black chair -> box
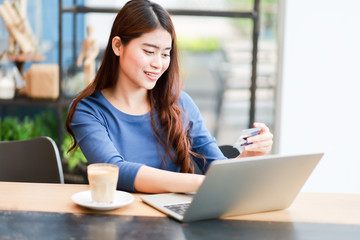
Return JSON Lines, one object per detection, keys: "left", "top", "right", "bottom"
{"left": 219, "top": 145, "right": 240, "bottom": 158}
{"left": 192, "top": 145, "right": 240, "bottom": 174}
{"left": 0, "top": 136, "right": 64, "bottom": 183}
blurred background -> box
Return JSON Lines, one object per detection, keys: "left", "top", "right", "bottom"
{"left": 0, "top": 0, "right": 359, "bottom": 194}
{"left": 0, "top": 0, "right": 279, "bottom": 183}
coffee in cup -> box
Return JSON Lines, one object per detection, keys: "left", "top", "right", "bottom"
{"left": 87, "top": 163, "right": 119, "bottom": 204}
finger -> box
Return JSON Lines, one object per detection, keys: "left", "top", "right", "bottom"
{"left": 253, "top": 122, "right": 269, "bottom": 133}
{"left": 244, "top": 139, "right": 273, "bottom": 152}
{"left": 247, "top": 131, "right": 273, "bottom": 143}
{"left": 245, "top": 141, "right": 273, "bottom": 151}
{"left": 244, "top": 145, "right": 272, "bottom": 155}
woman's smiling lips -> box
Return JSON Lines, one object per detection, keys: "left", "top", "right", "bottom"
{"left": 145, "top": 71, "right": 161, "bottom": 81}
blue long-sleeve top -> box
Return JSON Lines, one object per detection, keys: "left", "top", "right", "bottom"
{"left": 70, "top": 91, "right": 226, "bottom": 192}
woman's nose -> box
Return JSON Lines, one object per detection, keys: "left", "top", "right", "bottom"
{"left": 150, "top": 54, "right": 162, "bottom": 69}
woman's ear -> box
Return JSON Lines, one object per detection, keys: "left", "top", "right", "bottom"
{"left": 112, "top": 36, "right": 122, "bottom": 56}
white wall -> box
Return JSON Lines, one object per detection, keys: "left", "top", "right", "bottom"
{"left": 279, "top": 0, "right": 360, "bottom": 193}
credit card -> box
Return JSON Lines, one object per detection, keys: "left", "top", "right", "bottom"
{"left": 239, "top": 127, "right": 261, "bottom": 139}
{"left": 233, "top": 127, "right": 262, "bottom": 149}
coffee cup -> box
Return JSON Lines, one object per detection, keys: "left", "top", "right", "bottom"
{"left": 87, "top": 163, "right": 119, "bottom": 204}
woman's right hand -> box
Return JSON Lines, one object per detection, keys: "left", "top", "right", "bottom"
{"left": 134, "top": 165, "right": 205, "bottom": 193}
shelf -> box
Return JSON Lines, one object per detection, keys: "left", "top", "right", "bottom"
{"left": 61, "top": 6, "right": 257, "bottom": 19}
{"left": 0, "top": 96, "right": 71, "bottom": 108}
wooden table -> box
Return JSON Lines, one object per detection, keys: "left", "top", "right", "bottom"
{"left": 1, "top": 182, "right": 360, "bottom": 239}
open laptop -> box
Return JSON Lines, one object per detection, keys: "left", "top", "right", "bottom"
{"left": 141, "top": 152, "right": 323, "bottom": 222}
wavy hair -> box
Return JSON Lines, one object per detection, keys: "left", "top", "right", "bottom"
{"left": 65, "top": 0, "right": 202, "bottom": 173}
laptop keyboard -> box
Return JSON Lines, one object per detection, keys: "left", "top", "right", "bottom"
{"left": 164, "top": 202, "right": 191, "bottom": 216}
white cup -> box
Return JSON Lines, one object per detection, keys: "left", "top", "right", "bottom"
{"left": 87, "top": 163, "right": 119, "bottom": 204}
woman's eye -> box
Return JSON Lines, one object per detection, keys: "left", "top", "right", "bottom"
{"left": 163, "top": 53, "right": 170, "bottom": 58}
{"left": 143, "top": 50, "right": 154, "bottom": 55}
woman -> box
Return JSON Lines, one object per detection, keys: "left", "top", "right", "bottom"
{"left": 65, "top": 0, "right": 273, "bottom": 193}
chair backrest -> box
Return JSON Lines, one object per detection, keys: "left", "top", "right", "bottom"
{"left": 219, "top": 145, "right": 240, "bottom": 158}
{"left": 0, "top": 136, "right": 64, "bottom": 184}
{"left": 192, "top": 145, "right": 240, "bottom": 174}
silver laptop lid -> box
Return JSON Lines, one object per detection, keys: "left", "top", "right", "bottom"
{"left": 141, "top": 153, "right": 323, "bottom": 222}
{"left": 182, "top": 152, "right": 323, "bottom": 222}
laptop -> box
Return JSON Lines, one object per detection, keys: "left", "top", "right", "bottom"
{"left": 141, "top": 152, "right": 323, "bottom": 222}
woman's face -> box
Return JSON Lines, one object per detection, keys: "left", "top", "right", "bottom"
{"left": 117, "top": 27, "right": 172, "bottom": 91}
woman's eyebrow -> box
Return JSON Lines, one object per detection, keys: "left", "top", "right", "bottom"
{"left": 142, "top": 43, "right": 172, "bottom": 50}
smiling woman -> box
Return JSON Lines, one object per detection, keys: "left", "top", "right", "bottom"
{"left": 65, "top": 0, "right": 273, "bottom": 194}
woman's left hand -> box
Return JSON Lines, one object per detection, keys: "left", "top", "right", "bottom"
{"left": 239, "top": 122, "right": 273, "bottom": 158}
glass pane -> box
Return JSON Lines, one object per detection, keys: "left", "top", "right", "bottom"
{"left": 174, "top": 15, "right": 253, "bottom": 144}
{"left": 255, "top": 0, "right": 279, "bottom": 135}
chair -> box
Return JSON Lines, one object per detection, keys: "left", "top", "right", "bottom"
{"left": 192, "top": 145, "right": 240, "bottom": 174}
{"left": 0, "top": 136, "right": 64, "bottom": 184}
{"left": 219, "top": 145, "right": 240, "bottom": 159}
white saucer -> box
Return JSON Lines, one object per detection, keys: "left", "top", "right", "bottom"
{"left": 71, "top": 190, "right": 134, "bottom": 211}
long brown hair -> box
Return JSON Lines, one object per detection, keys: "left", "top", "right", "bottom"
{"left": 65, "top": 0, "right": 201, "bottom": 173}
